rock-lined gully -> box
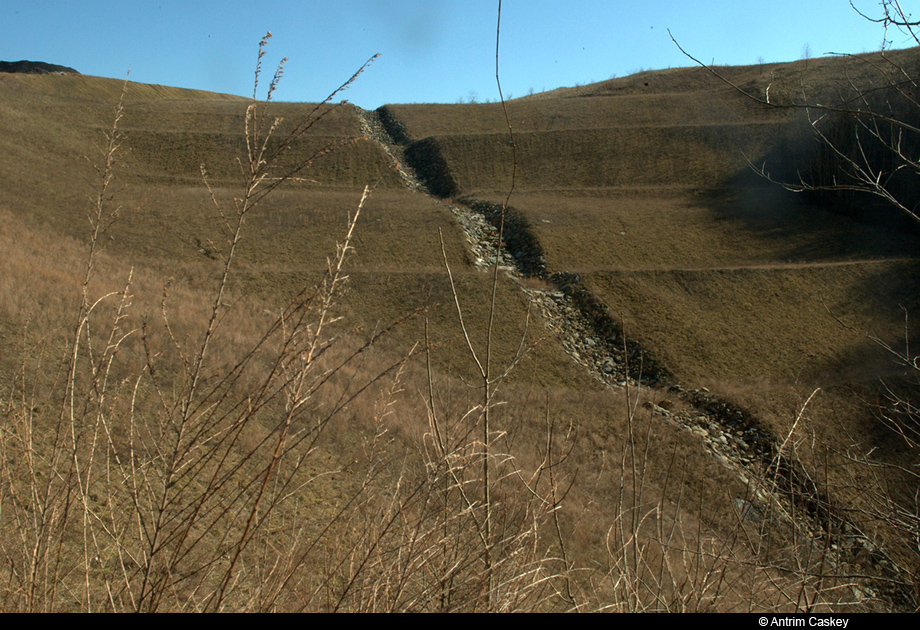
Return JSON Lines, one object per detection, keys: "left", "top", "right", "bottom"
{"left": 354, "top": 105, "right": 914, "bottom": 610}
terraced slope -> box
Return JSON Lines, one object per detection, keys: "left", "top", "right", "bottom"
{"left": 383, "top": 53, "right": 920, "bottom": 402}
{"left": 0, "top": 73, "right": 586, "bottom": 388}
{"left": 3, "top": 53, "right": 920, "bottom": 610}
{"left": 365, "top": 52, "right": 920, "bottom": 609}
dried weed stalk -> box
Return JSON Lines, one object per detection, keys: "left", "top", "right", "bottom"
{"left": 0, "top": 34, "right": 398, "bottom": 612}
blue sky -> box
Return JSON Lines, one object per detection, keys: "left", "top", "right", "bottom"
{"left": 1, "top": 1, "right": 914, "bottom": 108}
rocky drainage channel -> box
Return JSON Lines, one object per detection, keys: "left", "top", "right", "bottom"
{"left": 355, "top": 105, "right": 915, "bottom": 610}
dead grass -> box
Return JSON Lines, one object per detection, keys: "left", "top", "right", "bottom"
{"left": 477, "top": 187, "right": 920, "bottom": 273}
{"left": 2, "top": 40, "right": 920, "bottom": 611}
{"left": 582, "top": 262, "right": 920, "bottom": 388}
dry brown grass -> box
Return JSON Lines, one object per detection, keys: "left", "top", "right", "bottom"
{"left": 0, "top": 36, "right": 599, "bottom": 613}
{"left": 478, "top": 187, "right": 920, "bottom": 272}
{"left": 2, "top": 31, "right": 919, "bottom": 612}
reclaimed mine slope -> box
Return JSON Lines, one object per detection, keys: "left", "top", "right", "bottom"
{"left": 363, "top": 53, "right": 920, "bottom": 609}
{"left": 3, "top": 54, "right": 919, "bottom": 610}
{"left": 0, "top": 72, "right": 585, "bottom": 382}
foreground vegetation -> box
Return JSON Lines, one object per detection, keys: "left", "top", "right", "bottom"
{"left": 1, "top": 26, "right": 919, "bottom": 611}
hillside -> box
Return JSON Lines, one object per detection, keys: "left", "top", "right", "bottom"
{"left": 1, "top": 50, "right": 919, "bottom": 612}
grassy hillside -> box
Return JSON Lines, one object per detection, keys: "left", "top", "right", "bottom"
{"left": 2, "top": 48, "right": 919, "bottom": 611}
{"left": 374, "top": 49, "right": 920, "bottom": 611}
{"left": 379, "top": 48, "right": 920, "bottom": 404}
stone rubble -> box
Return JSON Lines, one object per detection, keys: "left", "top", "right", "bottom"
{"left": 356, "top": 105, "right": 510, "bottom": 268}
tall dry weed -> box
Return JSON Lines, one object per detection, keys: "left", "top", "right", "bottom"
{"left": 0, "top": 35, "right": 400, "bottom": 612}
{"left": 0, "top": 27, "right": 578, "bottom": 613}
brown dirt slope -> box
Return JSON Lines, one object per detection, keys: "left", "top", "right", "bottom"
{"left": 378, "top": 48, "right": 920, "bottom": 520}
{"left": 3, "top": 50, "right": 920, "bottom": 610}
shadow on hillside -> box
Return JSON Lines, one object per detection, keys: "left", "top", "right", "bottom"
{"left": 696, "top": 161, "right": 920, "bottom": 390}
{"left": 708, "top": 160, "right": 920, "bottom": 463}
{"left": 697, "top": 104, "right": 920, "bottom": 263}
{"left": 697, "top": 171, "right": 920, "bottom": 265}
{"left": 696, "top": 133, "right": 920, "bottom": 465}
{"left": 810, "top": 352, "right": 920, "bottom": 507}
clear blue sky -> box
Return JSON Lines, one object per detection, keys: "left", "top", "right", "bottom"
{"left": 1, "top": 1, "right": 914, "bottom": 108}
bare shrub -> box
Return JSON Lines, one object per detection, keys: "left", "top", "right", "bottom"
{"left": 666, "top": 2, "right": 920, "bottom": 611}
{"left": 0, "top": 34, "right": 399, "bottom": 612}
{"left": 0, "top": 23, "right": 581, "bottom": 613}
